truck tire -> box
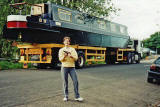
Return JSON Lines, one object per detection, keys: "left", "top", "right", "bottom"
{"left": 105, "top": 55, "right": 115, "bottom": 64}
{"left": 127, "top": 57, "right": 132, "bottom": 64}
{"left": 135, "top": 54, "right": 140, "bottom": 64}
{"left": 127, "top": 53, "right": 132, "bottom": 64}
{"left": 131, "top": 53, "right": 135, "bottom": 64}
{"left": 136, "top": 59, "right": 140, "bottom": 64}
{"left": 76, "top": 53, "right": 85, "bottom": 69}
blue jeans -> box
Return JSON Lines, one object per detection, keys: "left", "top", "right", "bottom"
{"left": 61, "top": 67, "right": 80, "bottom": 98}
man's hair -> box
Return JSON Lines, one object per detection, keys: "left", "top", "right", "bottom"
{"left": 63, "top": 36, "right": 71, "bottom": 42}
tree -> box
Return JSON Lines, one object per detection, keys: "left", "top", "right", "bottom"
{"left": 54, "top": 0, "right": 119, "bottom": 18}
{"left": 143, "top": 32, "right": 160, "bottom": 53}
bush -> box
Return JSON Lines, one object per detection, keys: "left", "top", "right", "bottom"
{"left": 0, "top": 61, "right": 10, "bottom": 69}
{"left": 86, "top": 61, "right": 106, "bottom": 65}
{"left": 142, "top": 53, "right": 148, "bottom": 59}
{"left": 0, "top": 61, "right": 23, "bottom": 70}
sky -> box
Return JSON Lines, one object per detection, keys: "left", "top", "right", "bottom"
{"left": 110, "top": 0, "right": 160, "bottom": 40}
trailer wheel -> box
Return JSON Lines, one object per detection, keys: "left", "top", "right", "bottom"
{"left": 128, "top": 57, "right": 132, "bottom": 64}
{"left": 105, "top": 55, "right": 115, "bottom": 64}
{"left": 127, "top": 53, "right": 132, "bottom": 64}
{"left": 135, "top": 54, "right": 140, "bottom": 64}
{"left": 131, "top": 53, "right": 135, "bottom": 64}
{"left": 136, "top": 60, "right": 140, "bottom": 64}
{"left": 76, "top": 53, "right": 85, "bottom": 69}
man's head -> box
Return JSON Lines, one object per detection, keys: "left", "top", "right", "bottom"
{"left": 63, "top": 36, "right": 71, "bottom": 46}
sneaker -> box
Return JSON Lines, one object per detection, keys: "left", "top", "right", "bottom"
{"left": 63, "top": 97, "right": 68, "bottom": 101}
{"left": 75, "top": 97, "right": 83, "bottom": 102}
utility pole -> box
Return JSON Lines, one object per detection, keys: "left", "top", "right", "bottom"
{"left": 157, "top": 31, "right": 159, "bottom": 54}
{"left": 156, "top": 23, "right": 160, "bottom": 55}
{"left": 156, "top": 10, "right": 160, "bottom": 55}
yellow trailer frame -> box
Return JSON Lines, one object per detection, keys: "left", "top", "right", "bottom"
{"left": 17, "top": 43, "right": 106, "bottom": 68}
{"left": 17, "top": 43, "right": 137, "bottom": 68}
{"left": 117, "top": 48, "right": 135, "bottom": 61}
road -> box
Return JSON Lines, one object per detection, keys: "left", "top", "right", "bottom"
{"left": 0, "top": 63, "right": 160, "bottom": 107}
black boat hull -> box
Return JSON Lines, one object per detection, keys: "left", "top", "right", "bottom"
{"left": 3, "top": 25, "right": 129, "bottom": 48}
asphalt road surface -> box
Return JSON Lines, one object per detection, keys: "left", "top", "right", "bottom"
{"left": 0, "top": 63, "right": 160, "bottom": 107}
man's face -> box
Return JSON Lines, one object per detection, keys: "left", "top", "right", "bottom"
{"left": 64, "top": 39, "right": 70, "bottom": 46}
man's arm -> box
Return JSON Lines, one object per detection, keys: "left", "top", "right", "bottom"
{"left": 58, "top": 49, "right": 67, "bottom": 62}
{"left": 68, "top": 48, "right": 78, "bottom": 61}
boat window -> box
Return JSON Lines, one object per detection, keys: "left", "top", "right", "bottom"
{"left": 128, "top": 40, "right": 133, "bottom": 45}
{"left": 58, "top": 8, "right": 71, "bottom": 22}
{"left": 111, "top": 23, "right": 116, "bottom": 32}
{"left": 120, "top": 26, "right": 126, "bottom": 34}
{"left": 31, "top": 4, "right": 45, "bottom": 15}
{"left": 97, "top": 20, "right": 106, "bottom": 30}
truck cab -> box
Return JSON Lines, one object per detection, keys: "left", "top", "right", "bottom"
{"left": 127, "top": 39, "right": 143, "bottom": 59}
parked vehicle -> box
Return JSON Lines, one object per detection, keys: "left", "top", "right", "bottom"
{"left": 2, "top": 2, "right": 142, "bottom": 68}
{"left": 147, "top": 57, "right": 160, "bottom": 83}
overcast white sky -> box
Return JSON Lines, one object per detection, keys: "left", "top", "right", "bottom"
{"left": 110, "top": 0, "right": 160, "bottom": 40}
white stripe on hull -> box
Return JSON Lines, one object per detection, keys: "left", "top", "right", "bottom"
{"left": 7, "top": 15, "right": 27, "bottom": 22}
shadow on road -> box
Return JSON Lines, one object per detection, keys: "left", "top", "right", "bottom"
{"left": 36, "top": 63, "right": 143, "bottom": 71}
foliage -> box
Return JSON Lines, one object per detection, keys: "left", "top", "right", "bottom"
{"left": 0, "top": 61, "right": 23, "bottom": 70}
{"left": 53, "top": 0, "right": 119, "bottom": 18}
{"left": 0, "top": 39, "right": 18, "bottom": 58}
{"left": 143, "top": 32, "right": 160, "bottom": 49}
{"left": 142, "top": 53, "right": 148, "bottom": 59}
{"left": 0, "top": 61, "right": 34, "bottom": 70}
{"left": 86, "top": 61, "right": 106, "bottom": 65}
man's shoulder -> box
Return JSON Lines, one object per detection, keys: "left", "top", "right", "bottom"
{"left": 59, "top": 47, "right": 65, "bottom": 51}
{"left": 70, "top": 47, "right": 75, "bottom": 49}
{"left": 59, "top": 47, "right": 75, "bottom": 51}
{"left": 70, "top": 47, "right": 76, "bottom": 51}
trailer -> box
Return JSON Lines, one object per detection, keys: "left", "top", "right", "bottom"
{"left": 2, "top": 2, "right": 141, "bottom": 68}
{"left": 17, "top": 42, "right": 140, "bottom": 69}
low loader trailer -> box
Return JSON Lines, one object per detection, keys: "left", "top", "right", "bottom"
{"left": 17, "top": 43, "right": 139, "bottom": 69}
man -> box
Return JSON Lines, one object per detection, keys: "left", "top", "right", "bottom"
{"left": 58, "top": 36, "right": 83, "bottom": 102}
